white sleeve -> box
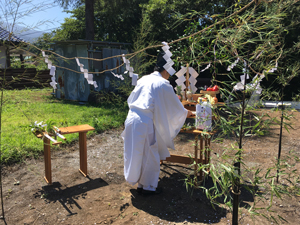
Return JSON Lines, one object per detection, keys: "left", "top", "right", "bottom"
{"left": 153, "top": 82, "right": 188, "bottom": 150}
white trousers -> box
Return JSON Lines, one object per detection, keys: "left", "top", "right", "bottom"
{"left": 122, "top": 110, "right": 160, "bottom": 190}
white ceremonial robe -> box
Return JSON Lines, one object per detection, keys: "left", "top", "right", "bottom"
{"left": 122, "top": 71, "right": 188, "bottom": 189}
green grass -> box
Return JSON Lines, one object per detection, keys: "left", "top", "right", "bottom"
{"left": 1, "top": 88, "right": 128, "bottom": 164}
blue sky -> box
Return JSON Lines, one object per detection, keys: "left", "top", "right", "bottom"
{"left": 20, "top": 1, "right": 70, "bottom": 31}
{"left": 1, "top": 0, "right": 70, "bottom": 32}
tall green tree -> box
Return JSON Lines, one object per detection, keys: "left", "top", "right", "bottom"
{"left": 51, "top": 6, "right": 86, "bottom": 40}
{"left": 55, "top": 0, "right": 95, "bottom": 40}
{"left": 139, "top": 0, "right": 241, "bottom": 43}
{"left": 93, "top": 0, "right": 148, "bottom": 43}
{"left": 52, "top": 0, "right": 148, "bottom": 43}
{"left": 85, "top": 0, "right": 94, "bottom": 40}
{"left": 51, "top": 0, "right": 245, "bottom": 43}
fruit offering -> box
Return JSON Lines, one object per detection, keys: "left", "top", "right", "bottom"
{"left": 197, "top": 97, "right": 207, "bottom": 103}
{"left": 205, "top": 85, "right": 219, "bottom": 92}
{"left": 212, "top": 96, "right": 218, "bottom": 103}
{"left": 212, "top": 85, "right": 219, "bottom": 91}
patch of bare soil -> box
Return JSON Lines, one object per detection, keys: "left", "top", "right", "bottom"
{"left": 1, "top": 109, "right": 300, "bottom": 225}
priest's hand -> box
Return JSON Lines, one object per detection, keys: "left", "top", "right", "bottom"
{"left": 187, "top": 110, "right": 194, "bottom": 118}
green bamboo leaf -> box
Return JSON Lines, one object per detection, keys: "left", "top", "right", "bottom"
{"left": 278, "top": 215, "right": 288, "bottom": 223}
{"left": 283, "top": 124, "right": 290, "bottom": 133}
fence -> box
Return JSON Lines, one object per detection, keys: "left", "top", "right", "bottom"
{"left": 0, "top": 68, "right": 51, "bottom": 89}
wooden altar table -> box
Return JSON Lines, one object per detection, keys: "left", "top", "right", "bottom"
{"left": 43, "top": 124, "right": 95, "bottom": 184}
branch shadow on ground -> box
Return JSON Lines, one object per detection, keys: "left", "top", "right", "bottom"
{"left": 131, "top": 164, "right": 257, "bottom": 224}
{"left": 33, "top": 177, "right": 108, "bottom": 216}
{"left": 131, "top": 164, "right": 226, "bottom": 224}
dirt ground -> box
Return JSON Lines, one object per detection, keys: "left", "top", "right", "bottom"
{"left": 1, "top": 109, "right": 300, "bottom": 225}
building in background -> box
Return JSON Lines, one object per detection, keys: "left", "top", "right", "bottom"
{"left": 51, "top": 40, "right": 131, "bottom": 101}
{"left": 0, "top": 26, "right": 28, "bottom": 68}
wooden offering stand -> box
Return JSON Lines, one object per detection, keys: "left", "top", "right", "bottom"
{"left": 34, "top": 131, "right": 62, "bottom": 184}
{"left": 182, "top": 100, "right": 197, "bottom": 118}
{"left": 161, "top": 100, "right": 214, "bottom": 184}
{"left": 168, "top": 66, "right": 223, "bottom": 183}
{"left": 200, "top": 90, "right": 220, "bottom": 98}
{"left": 161, "top": 128, "right": 214, "bottom": 183}
{"left": 58, "top": 124, "right": 95, "bottom": 179}
{"left": 162, "top": 95, "right": 225, "bottom": 184}
{"left": 34, "top": 124, "right": 95, "bottom": 184}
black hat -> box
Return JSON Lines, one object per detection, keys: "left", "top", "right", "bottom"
{"left": 155, "top": 51, "right": 167, "bottom": 68}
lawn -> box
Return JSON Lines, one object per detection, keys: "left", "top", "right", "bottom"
{"left": 1, "top": 88, "right": 128, "bottom": 164}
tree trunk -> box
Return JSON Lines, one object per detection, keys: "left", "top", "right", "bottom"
{"left": 85, "top": 0, "right": 95, "bottom": 40}
{"left": 5, "top": 47, "right": 11, "bottom": 68}
{"left": 20, "top": 54, "right": 24, "bottom": 69}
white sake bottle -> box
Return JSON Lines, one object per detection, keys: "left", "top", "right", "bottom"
{"left": 196, "top": 100, "right": 212, "bottom": 131}
{"left": 202, "top": 101, "right": 212, "bottom": 131}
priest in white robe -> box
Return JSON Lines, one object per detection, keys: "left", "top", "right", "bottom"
{"left": 122, "top": 52, "right": 193, "bottom": 195}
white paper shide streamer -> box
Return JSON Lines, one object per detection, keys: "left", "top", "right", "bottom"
{"left": 75, "top": 57, "right": 98, "bottom": 88}
{"left": 161, "top": 42, "right": 176, "bottom": 76}
{"left": 175, "top": 66, "right": 199, "bottom": 93}
{"left": 200, "top": 63, "right": 211, "bottom": 72}
{"left": 122, "top": 54, "right": 138, "bottom": 86}
{"left": 49, "top": 66, "right": 57, "bottom": 89}
{"left": 42, "top": 51, "right": 57, "bottom": 89}
{"left": 110, "top": 72, "right": 124, "bottom": 80}
{"left": 227, "top": 58, "right": 240, "bottom": 71}
{"left": 266, "top": 62, "right": 278, "bottom": 73}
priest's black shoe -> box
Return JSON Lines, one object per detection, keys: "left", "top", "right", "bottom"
{"left": 137, "top": 187, "right": 143, "bottom": 194}
{"left": 142, "top": 188, "right": 162, "bottom": 195}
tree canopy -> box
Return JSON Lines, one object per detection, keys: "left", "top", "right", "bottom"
{"left": 47, "top": 0, "right": 239, "bottom": 43}
{"left": 34, "top": 0, "right": 300, "bottom": 100}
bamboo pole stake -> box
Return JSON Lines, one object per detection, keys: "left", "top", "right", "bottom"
{"left": 0, "top": 86, "right": 4, "bottom": 219}
{"left": 186, "top": 64, "right": 189, "bottom": 97}
{"left": 277, "top": 92, "right": 285, "bottom": 183}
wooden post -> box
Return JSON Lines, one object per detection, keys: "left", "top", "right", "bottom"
{"left": 161, "top": 129, "right": 214, "bottom": 183}
{"left": 205, "top": 138, "right": 209, "bottom": 164}
{"left": 199, "top": 136, "right": 203, "bottom": 181}
{"left": 207, "top": 137, "right": 211, "bottom": 165}
{"left": 194, "top": 135, "right": 198, "bottom": 185}
{"left": 186, "top": 64, "right": 189, "bottom": 97}
{"left": 277, "top": 103, "right": 284, "bottom": 183}
{"left": 79, "top": 132, "right": 88, "bottom": 176}
{"left": 43, "top": 137, "right": 52, "bottom": 184}
{"left": 20, "top": 54, "right": 24, "bottom": 69}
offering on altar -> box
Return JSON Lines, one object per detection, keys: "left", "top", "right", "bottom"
{"left": 198, "top": 94, "right": 218, "bottom": 106}
{"left": 195, "top": 98, "right": 212, "bottom": 131}
{"left": 200, "top": 85, "right": 220, "bottom": 99}
{"left": 181, "top": 90, "right": 186, "bottom": 101}
{"left": 186, "top": 90, "right": 193, "bottom": 102}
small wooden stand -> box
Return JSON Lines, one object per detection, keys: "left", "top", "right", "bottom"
{"left": 34, "top": 132, "right": 62, "bottom": 184}
{"left": 37, "top": 124, "right": 94, "bottom": 184}
{"left": 58, "top": 124, "right": 95, "bottom": 178}
{"left": 43, "top": 136, "right": 63, "bottom": 184}
{"left": 161, "top": 100, "right": 221, "bottom": 184}
{"left": 161, "top": 129, "right": 213, "bottom": 184}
